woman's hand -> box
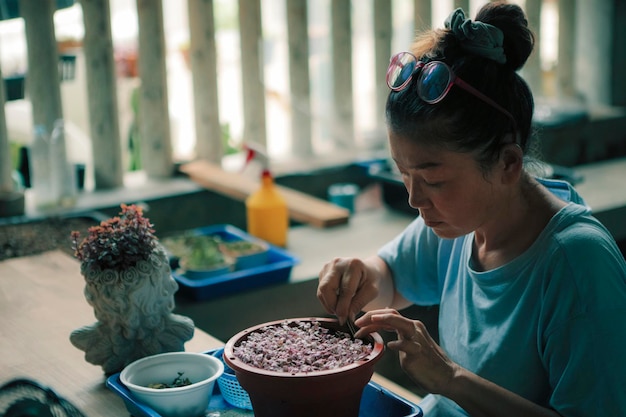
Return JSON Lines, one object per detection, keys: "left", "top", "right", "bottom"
{"left": 355, "top": 308, "right": 459, "bottom": 395}
{"left": 317, "top": 256, "right": 389, "bottom": 325}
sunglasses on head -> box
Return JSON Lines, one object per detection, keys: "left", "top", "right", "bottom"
{"left": 386, "top": 52, "right": 516, "bottom": 131}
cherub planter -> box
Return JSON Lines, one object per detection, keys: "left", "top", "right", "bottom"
{"left": 69, "top": 204, "right": 194, "bottom": 375}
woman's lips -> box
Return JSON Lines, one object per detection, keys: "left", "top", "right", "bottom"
{"left": 421, "top": 216, "right": 443, "bottom": 228}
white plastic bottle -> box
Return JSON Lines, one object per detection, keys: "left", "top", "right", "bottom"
{"left": 30, "top": 125, "right": 57, "bottom": 209}
{"left": 49, "top": 119, "right": 77, "bottom": 207}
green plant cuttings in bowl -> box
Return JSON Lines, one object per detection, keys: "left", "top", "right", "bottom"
{"left": 218, "top": 240, "right": 267, "bottom": 258}
{"left": 162, "top": 233, "right": 268, "bottom": 274}
{"left": 148, "top": 372, "right": 193, "bottom": 389}
{"left": 162, "top": 234, "right": 231, "bottom": 272}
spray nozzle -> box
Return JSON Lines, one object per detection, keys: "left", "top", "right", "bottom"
{"left": 241, "top": 142, "right": 270, "bottom": 176}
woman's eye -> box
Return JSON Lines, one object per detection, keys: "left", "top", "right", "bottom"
{"left": 423, "top": 179, "right": 442, "bottom": 187}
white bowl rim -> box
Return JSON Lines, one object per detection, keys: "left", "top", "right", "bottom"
{"left": 120, "top": 351, "right": 224, "bottom": 393}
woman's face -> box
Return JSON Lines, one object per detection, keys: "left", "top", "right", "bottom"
{"left": 389, "top": 130, "right": 504, "bottom": 239}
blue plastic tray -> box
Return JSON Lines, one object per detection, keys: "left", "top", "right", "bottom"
{"left": 169, "top": 224, "right": 299, "bottom": 301}
{"left": 106, "top": 349, "right": 423, "bottom": 417}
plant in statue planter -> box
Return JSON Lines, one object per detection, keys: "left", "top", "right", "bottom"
{"left": 69, "top": 204, "right": 195, "bottom": 375}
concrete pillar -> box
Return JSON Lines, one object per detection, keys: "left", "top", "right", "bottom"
{"left": 136, "top": 0, "right": 174, "bottom": 177}
{"left": 286, "top": 0, "right": 313, "bottom": 158}
{"left": 575, "top": 0, "right": 614, "bottom": 105}
{"left": 80, "top": 0, "right": 124, "bottom": 189}
{"left": 0, "top": 61, "right": 13, "bottom": 192}
{"left": 414, "top": 0, "right": 432, "bottom": 31}
{"left": 453, "top": 0, "right": 469, "bottom": 14}
{"left": 20, "top": 0, "right": 63, "bottom": 133}
{"left": 330, "top": 0, "right": 354, "bottom": 147}
{"left": 374, "top": 0, "right": 392, "bottom": 135}
{"left": 574, "top": 0, "right": 625, "bottom": 106}
{"left": 238, "top": 0, "right": 267, "bottom": 148}
{"left": 188, "top": 0, "right": 223, "bottom": 163}
{"left": 556, "top": 0, "right": 577, "bottom": 99}
{"left": 523, "top": 0, "right": 543, "bottom": 97}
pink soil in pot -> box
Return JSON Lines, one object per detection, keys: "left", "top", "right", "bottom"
{"left": 223, "top": 317, "right": 385, "bottom": 417}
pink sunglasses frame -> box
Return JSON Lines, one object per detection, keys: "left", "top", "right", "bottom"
{"left": 386, "top": 52, "right": 517, "bottom": 132}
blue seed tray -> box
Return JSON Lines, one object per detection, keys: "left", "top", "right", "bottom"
{"left": 169, "top": 224, "right": 299, "bottom": 301}
{"left": 106, "top": 349, "right": 423, "bottom": 417}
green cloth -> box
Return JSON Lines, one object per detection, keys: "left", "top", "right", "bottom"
{"left": 444, "top": 8, "right": 506, "bottom": 64}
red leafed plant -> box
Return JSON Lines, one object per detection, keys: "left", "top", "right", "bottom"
{"left": 71, "top": 204, "right": 159, "bottom": 272}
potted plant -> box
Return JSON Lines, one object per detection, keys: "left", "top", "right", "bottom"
{"left": 69, "top": 204, "right": 195, "bottom": 375}
{"left": 223, "top": 317, "right": 385, "bottom": 417}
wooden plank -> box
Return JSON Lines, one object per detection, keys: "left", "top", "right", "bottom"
{"left": 179, "top": 160, "right": 350, "bottom": 228}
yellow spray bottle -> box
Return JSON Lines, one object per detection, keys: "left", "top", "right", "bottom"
{"left": 243, "top": 144, "right": 289, "bottom": 247}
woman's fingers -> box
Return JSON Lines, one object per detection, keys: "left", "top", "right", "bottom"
{"left": 317, "top": 257, "right": 370, "bottom": 324}
{"left": 355, "top": 308, "right": 419, "bottom": 339}
{"left": 317, "top": 259, "right": 342, "bottom": 314}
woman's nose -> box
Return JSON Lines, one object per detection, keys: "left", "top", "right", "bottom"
{"left": 405, "top": 179, "right": 429, "bottom": 209}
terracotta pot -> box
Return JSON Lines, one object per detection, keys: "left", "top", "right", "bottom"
{"left": 224, "top": 317, "right": 384, "bottom": 417}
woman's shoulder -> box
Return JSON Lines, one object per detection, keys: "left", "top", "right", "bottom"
{"left": 536, "top": 177, "right": 588, "bottom": 207}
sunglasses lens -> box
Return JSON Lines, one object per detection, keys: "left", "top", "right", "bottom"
{"left": 417, "top": 62, "right": 452, "bottom": 103}
{"left": 387, "top": 53, "right": 417, "bottom": 90}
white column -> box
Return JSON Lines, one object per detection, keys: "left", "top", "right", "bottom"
{"left": 414, "top": 0, "right": 432, "bottom": 31}
{"left": 523, "top": 0, "right": 543, "bottom": 97}
{"left": 238, "top": 0, "right": 267, "bottom": 148}
{"left": 20, "top": 0, "right": 63, "bottom": 133}
{"left": 556, "top": 0, "right": 576, "bottom": 99}
{"left": 374, "top": 0, "right": 392, "bottom": 135}
{"left": 136, "top": 0, "right": 174, "bottom": 177}
{"left": 575, "top": 0, "right": 616, "bottom": 105}
{"left": 330, "top": 0, "right": 354, "bottom": 147}
{"left": 0, "top": 60, "right": 13, "bottom": 192}
{"left": 286, "top": 0, "right": 313, "bottom": 157}
{"left": 188, "top": 0, "right": 223, "bottom": 163}
{"left": 80, "top": 0, "right": 124, "bottom": 189}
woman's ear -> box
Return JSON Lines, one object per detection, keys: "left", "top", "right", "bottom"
{"left": 499, "top": 143, "right": 524, "bottom": 184}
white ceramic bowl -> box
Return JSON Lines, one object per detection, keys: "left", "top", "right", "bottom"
{"left": 120, "top": 351, "right": 224, "bottom": 417}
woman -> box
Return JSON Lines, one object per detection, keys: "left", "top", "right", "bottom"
{"left": 317, "top": 3, "right": 626, "bottom": 416}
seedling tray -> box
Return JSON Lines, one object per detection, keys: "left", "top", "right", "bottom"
{"left": 168, "top": 224, "right": 299, "bottom": 301}
{"left": 106, "top": 349, "right": 423, "bottom": 417}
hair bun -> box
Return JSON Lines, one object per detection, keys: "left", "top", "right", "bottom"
{"left": 475, "top": 2, "right": 535, "bottom": 71}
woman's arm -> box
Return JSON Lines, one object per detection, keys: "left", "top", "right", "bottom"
{"left": 356, "top": 309, "right": 562, "bottom": 417}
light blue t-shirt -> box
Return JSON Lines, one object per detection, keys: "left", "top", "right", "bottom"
{"left": 377, "top": 179, "right": 626, "bottom": 416}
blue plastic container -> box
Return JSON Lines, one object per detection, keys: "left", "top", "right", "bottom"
{"left": 106, "top": 348, "right": 423, "bottom": 417}
{"left": 170, "top": 224, "right": 299, "bottom": 301}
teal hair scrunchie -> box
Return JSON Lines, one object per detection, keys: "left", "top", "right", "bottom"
{"left": 444, "top": 8, "right": 506, "bottom": 64}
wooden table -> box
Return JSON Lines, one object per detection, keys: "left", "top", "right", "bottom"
{"left": 0, "top": 250, "right": 422, "bottom": 416}
{"left": 0, "top": 250, "right": 222, "bottom": 417}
